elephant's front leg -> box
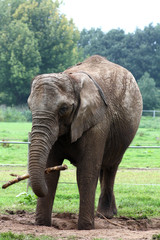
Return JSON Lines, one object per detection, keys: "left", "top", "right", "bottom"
{"left": 77, "top": 164, "right": 99, "bottom": 230}
{"left": 76, "top": 130, "right": 105, "bottom": 230}
{"left": 35, "top": 148, "right": 63, "bottom": 226}
{"left": 35, "top": 169, "right": 60, "bottom": 226}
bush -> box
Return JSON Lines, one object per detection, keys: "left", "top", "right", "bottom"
{"left": 0, "top": 105, "right": 32, "bottom": 122}
{"left": 138, "top": 72, "right": 160, "bottom": 110}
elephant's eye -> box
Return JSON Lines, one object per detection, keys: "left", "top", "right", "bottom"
{"left": 59, "top": 105, "right": 69, "bottom": 116}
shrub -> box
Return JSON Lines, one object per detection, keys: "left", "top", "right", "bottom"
{"left": 0, "top": 105, "right": 32, "bottom": 122}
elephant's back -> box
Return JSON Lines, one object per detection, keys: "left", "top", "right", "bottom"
{"left": 65, "top": 55, "right": 142, "bottom": 108}
{"left": 65, "top": 55, "right": 142, "bottom": 144}
{"left": 65, "top": 54, "right": 142, "bottom": 120}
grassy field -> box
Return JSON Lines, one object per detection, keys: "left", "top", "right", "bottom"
{"left": 0, "top": 117, "right": 160, "bottom": 167}
{"left": 0, "top": 116, "right": 160, "bottom": 220}
{"left": 0, "top": 122, "right": 31, "bottom": 165}
{"left": 0, "top": 232, "right": 57, "bottom": 240}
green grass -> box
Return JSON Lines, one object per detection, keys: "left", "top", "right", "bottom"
{"left": 0, "top": 232, "right": 57, "bottom": 240}
{"left": 121, "top": 148, "right": 160, "bottom": 168}
{"left": 1, "top": 231, "right": 158, "bottom": 240}
{"left": 115, "top": 184, "right": 160, "bottom": 218}
{"left": 1, "top": 166, "right": 160, "bottom": 219}
{"left": 0, "top": 116, "right": 160, "bottom": 219}
{"left": 0, "top": 232, "right": 84, "bottom": 240}
{"left": 0, "top": 122, "right": 31, "bottom": 140}
{"left": 120, "top": 116, "right": 160, "bottom": 168}
{"left": 0, "top": 117, "right": 160, "bottom": 167}
{"left": 0, "top": 122, "right": 31, "bottom": 165}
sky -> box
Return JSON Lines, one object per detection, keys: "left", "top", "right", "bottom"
{"left": 60, "top": 0, "right": 160, "bottom": 33}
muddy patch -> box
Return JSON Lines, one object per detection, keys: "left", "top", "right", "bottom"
{"left": 0, "top": 211, "right": 160, "bottom": 239}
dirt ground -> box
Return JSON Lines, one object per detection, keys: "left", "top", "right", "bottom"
{"left": 0, "top": 211, "right": 160, "bottom": 239}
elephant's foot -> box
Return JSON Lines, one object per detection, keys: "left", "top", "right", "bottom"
{"left": 97, "top": 206, "right": 117, "bottom": 219}
{"left": 97, "top": 199, "right": 117, "bottom": 219}
{"left": 78, "top": 216, "right": 94, "bottom": 230}
{"left": 35, "top": 215, "right": 51, "bottom": 226}
{"left": 97, "top": 191, "right": 117, "bottom": 219}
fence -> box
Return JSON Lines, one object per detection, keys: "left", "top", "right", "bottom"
{"left": 142, "top": 110, "right": 160, "bottom": 117}
{"left": 0, "top": 136, "right": 160, "bottom": 164}
{"left": 0, "top": 136, "right": 160, "bottom": 188}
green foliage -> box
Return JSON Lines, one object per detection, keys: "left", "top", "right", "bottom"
{"left": 152, "top": 234, "right": 160, "bottom": 240}
{"left": 17, "top": 191, "right": 37, "bottom": 205}
{"left": 79, "top": 28, "right": 106, "bottom": 58}
{"left": 0, "top": 20, "right": 41, "bottom": 105}
{"left": 0, "top": 105, "right": 32, "bottom": 122}
{"left": 138, "top": 72, "right": 160, "bottom": 109}
{"left": 0, "top": 0, "right": 82, "bottom": 105}
{"left": 13, "top": 0, "right": 81, "bottom": 73}
{"left": 0, "top": 0, "right": 160, "bottom": 109}
{"left": 79, "top": 26, "right": 160, "bottom": 110}
{"left": 79, "top": 24, "right": 160, "bottom": 88}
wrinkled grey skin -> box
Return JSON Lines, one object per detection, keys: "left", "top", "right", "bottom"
{"left": 28, "top": 55, "right": 142, "bottom": 230}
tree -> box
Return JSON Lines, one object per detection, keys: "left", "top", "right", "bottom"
{"left": 0, "top": 20, "right": 41, "bottom": 105}
{"left": 125, "top": 24, "right": 160, "bottom": 87}
{"left": 79, "top": 28, "right": 127, "bottom": 62}
{"left": 138, "top": 72, "right": 159, "bottom": 110}
{"left": 79, "top": 28, "right": 106, "bottom": 58}
{"left": 13, "top": 0, "right": 81, "bottom": 73}
{"left": 78, "top": 24, "right": 160, "bottom": 88}
{"left": 0, "top": 0, "right": 25, "bottom": 30}
{"left": 0, "top": 0, "right": 82, "bottom": 105}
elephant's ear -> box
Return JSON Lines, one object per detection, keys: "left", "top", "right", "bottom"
{"left": 69, "top": 72, "right": 104, "bottom": 143}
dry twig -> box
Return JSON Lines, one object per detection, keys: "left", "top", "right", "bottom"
{"left": 2, "top": 164, "right": 68, "bottom": 189}
{"left": 96, "top": 211, "right": 125, "bottom": 228}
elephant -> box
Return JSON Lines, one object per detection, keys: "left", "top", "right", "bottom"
{"left": 27, "top": 55, "right": 142, "bottom": 230}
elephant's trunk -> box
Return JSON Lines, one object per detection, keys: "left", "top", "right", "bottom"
{"left": 29, "top": 113, "right": 58, "bottom": 197}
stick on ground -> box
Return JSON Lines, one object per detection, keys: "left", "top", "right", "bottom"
{"left": 2, "top": 164, "right": 68, "bottom": 189}
{"left": 96, "top": 211, "right": 125, "bottom": 228}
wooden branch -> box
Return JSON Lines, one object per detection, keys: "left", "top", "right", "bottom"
{"left": 96, "top": 211, "right": 125, "bottom": 228}
{"left": 45, "top": 165, "right": 68, "bottom": 174}
{"left": 2, "top": 164, "right": 68, "bottom": 189}
{"left": 2, "top": 174, "right": 29, "bottom": 189}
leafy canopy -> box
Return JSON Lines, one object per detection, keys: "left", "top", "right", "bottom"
{"left": 79, "top": 24, "right": 160, "bottom": 89}
{"left": 0, "top": 0, "right": 82, "bottom": 105}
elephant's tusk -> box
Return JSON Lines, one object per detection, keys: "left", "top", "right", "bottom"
{"left": 2, "top": 164, "right": 68, "bottom": 189}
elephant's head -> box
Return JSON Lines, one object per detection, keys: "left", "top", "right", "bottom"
{"left": 28, "top": 72, "right": 107, "bottom": 197}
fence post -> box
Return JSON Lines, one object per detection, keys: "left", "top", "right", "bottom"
{"left": 27, "top": 132, "right": 31, "bottom": 191}
{"left": 153, "top": 110, "right": 156, "bottom": 118}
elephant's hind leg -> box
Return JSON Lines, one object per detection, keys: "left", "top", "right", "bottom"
{"left": 97, "top": 165, "right": 118, "bottom": 219}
